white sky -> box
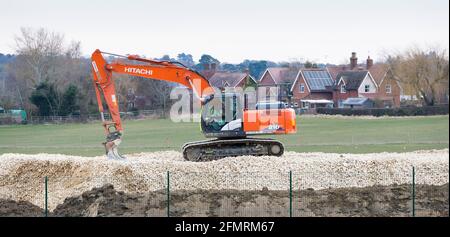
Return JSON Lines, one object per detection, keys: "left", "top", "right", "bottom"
{"left": 0, "top": 0, "right": 448, "bottom": 64}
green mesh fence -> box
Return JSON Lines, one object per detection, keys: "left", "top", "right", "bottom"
{"left": 0, "top": 167, "right": 448, "bottom": 217}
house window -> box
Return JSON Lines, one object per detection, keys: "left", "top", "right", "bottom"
{"left": 302, "top": 101, "right": 309, "bottom": 109}
{"left": 300, "top": 83, "right": 305, "bottom": 93}
{"left": 386, "top": 84, "right": 392, "bottom": 94}
{"left": 340, "top": 85, "right": 346, "bottom": 93}
{"left": 364, "top": 85, "right": 370, "bottom": 92}
{"left": 338, "top": 99, "right": 344, "bottom": 108}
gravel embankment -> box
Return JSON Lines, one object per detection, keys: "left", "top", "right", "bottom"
{"left": 0, "top": 149, "right": 448, "bottom": 210}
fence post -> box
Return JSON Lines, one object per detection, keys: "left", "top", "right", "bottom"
{"left": 289, "top": 171, "right": 292, "bottom": 217}
{"left": 167, "top": 171, "right": 170, "bottom": 217}
{"left": 412, "top": 166, "right": 415, "bottom": 217}
{"left": 44, "top": 176, "right": 48, "bottom": 217}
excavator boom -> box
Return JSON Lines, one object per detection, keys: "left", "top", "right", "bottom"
{"left": 91, "top": 49, "right": 213, "bottom": 159}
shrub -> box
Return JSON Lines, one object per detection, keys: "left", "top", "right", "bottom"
{"left": 316, "top": 105, "right": 449, "bottom": 116}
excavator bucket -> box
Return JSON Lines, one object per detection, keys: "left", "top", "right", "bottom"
{"left": 103, "top": 132, "right": 126, "bottom": 160}
{"left": 106, "top": 146, "right": 126, "bottom": 160}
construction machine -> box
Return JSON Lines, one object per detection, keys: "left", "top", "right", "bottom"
{"left": 91, "top": 49, "right": 296, "bottom": 161}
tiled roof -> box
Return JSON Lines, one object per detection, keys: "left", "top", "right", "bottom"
{"left": 335, "top": 71, "right": 369, "bottom": 90}
{"left": 326, "top": 65, "right": 348, "bottom": 81}
{"left": 208, "top": 72, "right": 248, "bottom": 88}
{"left": 327, "top": 64, "right": 389, "bottom": 86}
{"left": 368, "top": 64, "right": 389, "bottom": 85}
{"left": 266, "top": 67, "right": 298, "bottom": 84}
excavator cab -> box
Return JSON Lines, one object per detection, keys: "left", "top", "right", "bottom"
{"left": 201, "top": 93, "right": 246, "bottom": 138}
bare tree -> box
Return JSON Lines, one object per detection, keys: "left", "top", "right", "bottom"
{"left": 14, "top": 27, "right": 65, "bottom": 85}
{"left": 8, "top": 27, "right": 87, "bottom": 115}
{"left": 387, "top": 46, "right": 449, "bottom": 106}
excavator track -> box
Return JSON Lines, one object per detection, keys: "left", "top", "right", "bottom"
{"left": 182, "top": 138, "right": 284, "bottom": 162}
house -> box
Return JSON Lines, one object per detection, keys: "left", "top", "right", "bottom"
{"left": 208, "top": 71, "right": 257, "bottom": 91}
{"left": 327, "top": 52, "right": 402, "bottom": 108}
{"left": 258, "top": 67, "right": 336, "bottom": 109}
{"left": 258, "top": 67, "right": 298, "bottom": 103}
{"left": 342, "top": 97, "right": 374, "bottom": 108}
{"left": 369, "top": 64, "right": 402, "bottom": 108}
{"left": 332, "top": 70, "right": 378, "bottom": 108}
{"left": 290, "top": 69, "right": 334, "bottom": 109}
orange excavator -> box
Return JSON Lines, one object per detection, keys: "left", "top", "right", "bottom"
{"left": 91, "top": 49, "right": 296, "bottom": 161}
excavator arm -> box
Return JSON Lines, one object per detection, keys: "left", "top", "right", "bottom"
{"left": 91, "top": 49, "right": 214, "bottom": 159}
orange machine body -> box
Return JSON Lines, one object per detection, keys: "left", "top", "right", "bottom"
{"left": 243, "top": 108, "right": 297, "bottom": 135}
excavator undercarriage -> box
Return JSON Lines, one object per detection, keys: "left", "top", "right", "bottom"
{"left": 182, "top": 138, "right": 284, "bottom": 162}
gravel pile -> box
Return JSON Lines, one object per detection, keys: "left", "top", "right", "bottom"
{"left": 0, "top": 149, "right": 448, "bottom": 210}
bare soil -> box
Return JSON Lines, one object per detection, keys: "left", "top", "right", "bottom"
{"left": 1, "top": 183, "right": 447, "bottom": 217}
{"left": 0, "top": 199, "right": 44, "bottom": 217}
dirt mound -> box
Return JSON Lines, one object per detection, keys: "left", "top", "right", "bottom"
{"left": 52, "top": 184, "right": 163, "bottom": 217}
{"left": 38, "top": 183, "right": 450, "bottom": 217}
{"left": 0, "top": 199, "right": 44, "bottom": 217}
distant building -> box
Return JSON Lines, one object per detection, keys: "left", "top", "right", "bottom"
{"left": 332, "top": 70, "right": 378, "bottom": 108}
{"left": 258, "top": 67, "right": 298, "bottom": 103}
{"left": 208, "top": 71, "right": 257, "bottom": 91}
{"left": 258, "top": 68, "right": 336, "bottom": 110}
{"left": 327, "top": 52, "right": 402, "bottom": 108}
{"left": 290, "top": 69, "right": 334, "bottom": 109}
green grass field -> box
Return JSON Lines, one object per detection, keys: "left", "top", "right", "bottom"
{"left": 0, "top": 116, "right": 448, "bottom": 156}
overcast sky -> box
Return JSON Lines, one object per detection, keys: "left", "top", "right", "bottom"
{"left": 0, "top": 0, "right": 448, "bottom": 64}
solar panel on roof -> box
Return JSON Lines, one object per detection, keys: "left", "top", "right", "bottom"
{"left": 303, "top": 70, "right": 333, "bottom": 91}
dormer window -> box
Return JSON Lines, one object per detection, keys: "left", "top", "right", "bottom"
{"left": 364, "top": 85, "right": 370, "bottom": 92}
{"left": 340, "top": 84, "right": 346, "bottom": 93}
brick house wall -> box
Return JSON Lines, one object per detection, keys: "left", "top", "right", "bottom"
{"left": 291, "top": 73, "right": 310, "bottom": 102}
{"left": 333, "top": 90, "right": 359, "bottom": 108}
{"left": 305, "top": 92, "right": 333, "bottom": 100}
{"left": 258, "top": 70, "right": 294, "bottom": 102}
{"left": 259, "top": 71, "right": 276, "bottom": 86}
{"left": 377, "top": 75, "right": 402, "bottom": 108}
{"left": 258, "top": 71, "right": 277, "bottom": 100}
{"left": 332, "top": 78, "right": 359, "bottom": 107}
{"left": 289, "top": 71, "right": 334, "bottom": 108}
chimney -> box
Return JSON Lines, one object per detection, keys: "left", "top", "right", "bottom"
{"left": 366, "top": 56, "right": 373, "bottom": 69}
{"left": 350, "top": 52, "right": 358, "bottom": 70}
{"left": 210, "top": 63, "right": 217, "bottom": 76}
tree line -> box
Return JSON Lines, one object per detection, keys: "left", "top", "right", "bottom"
{"left": 0, "top": 27, "right": 448, "bottom": 117}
